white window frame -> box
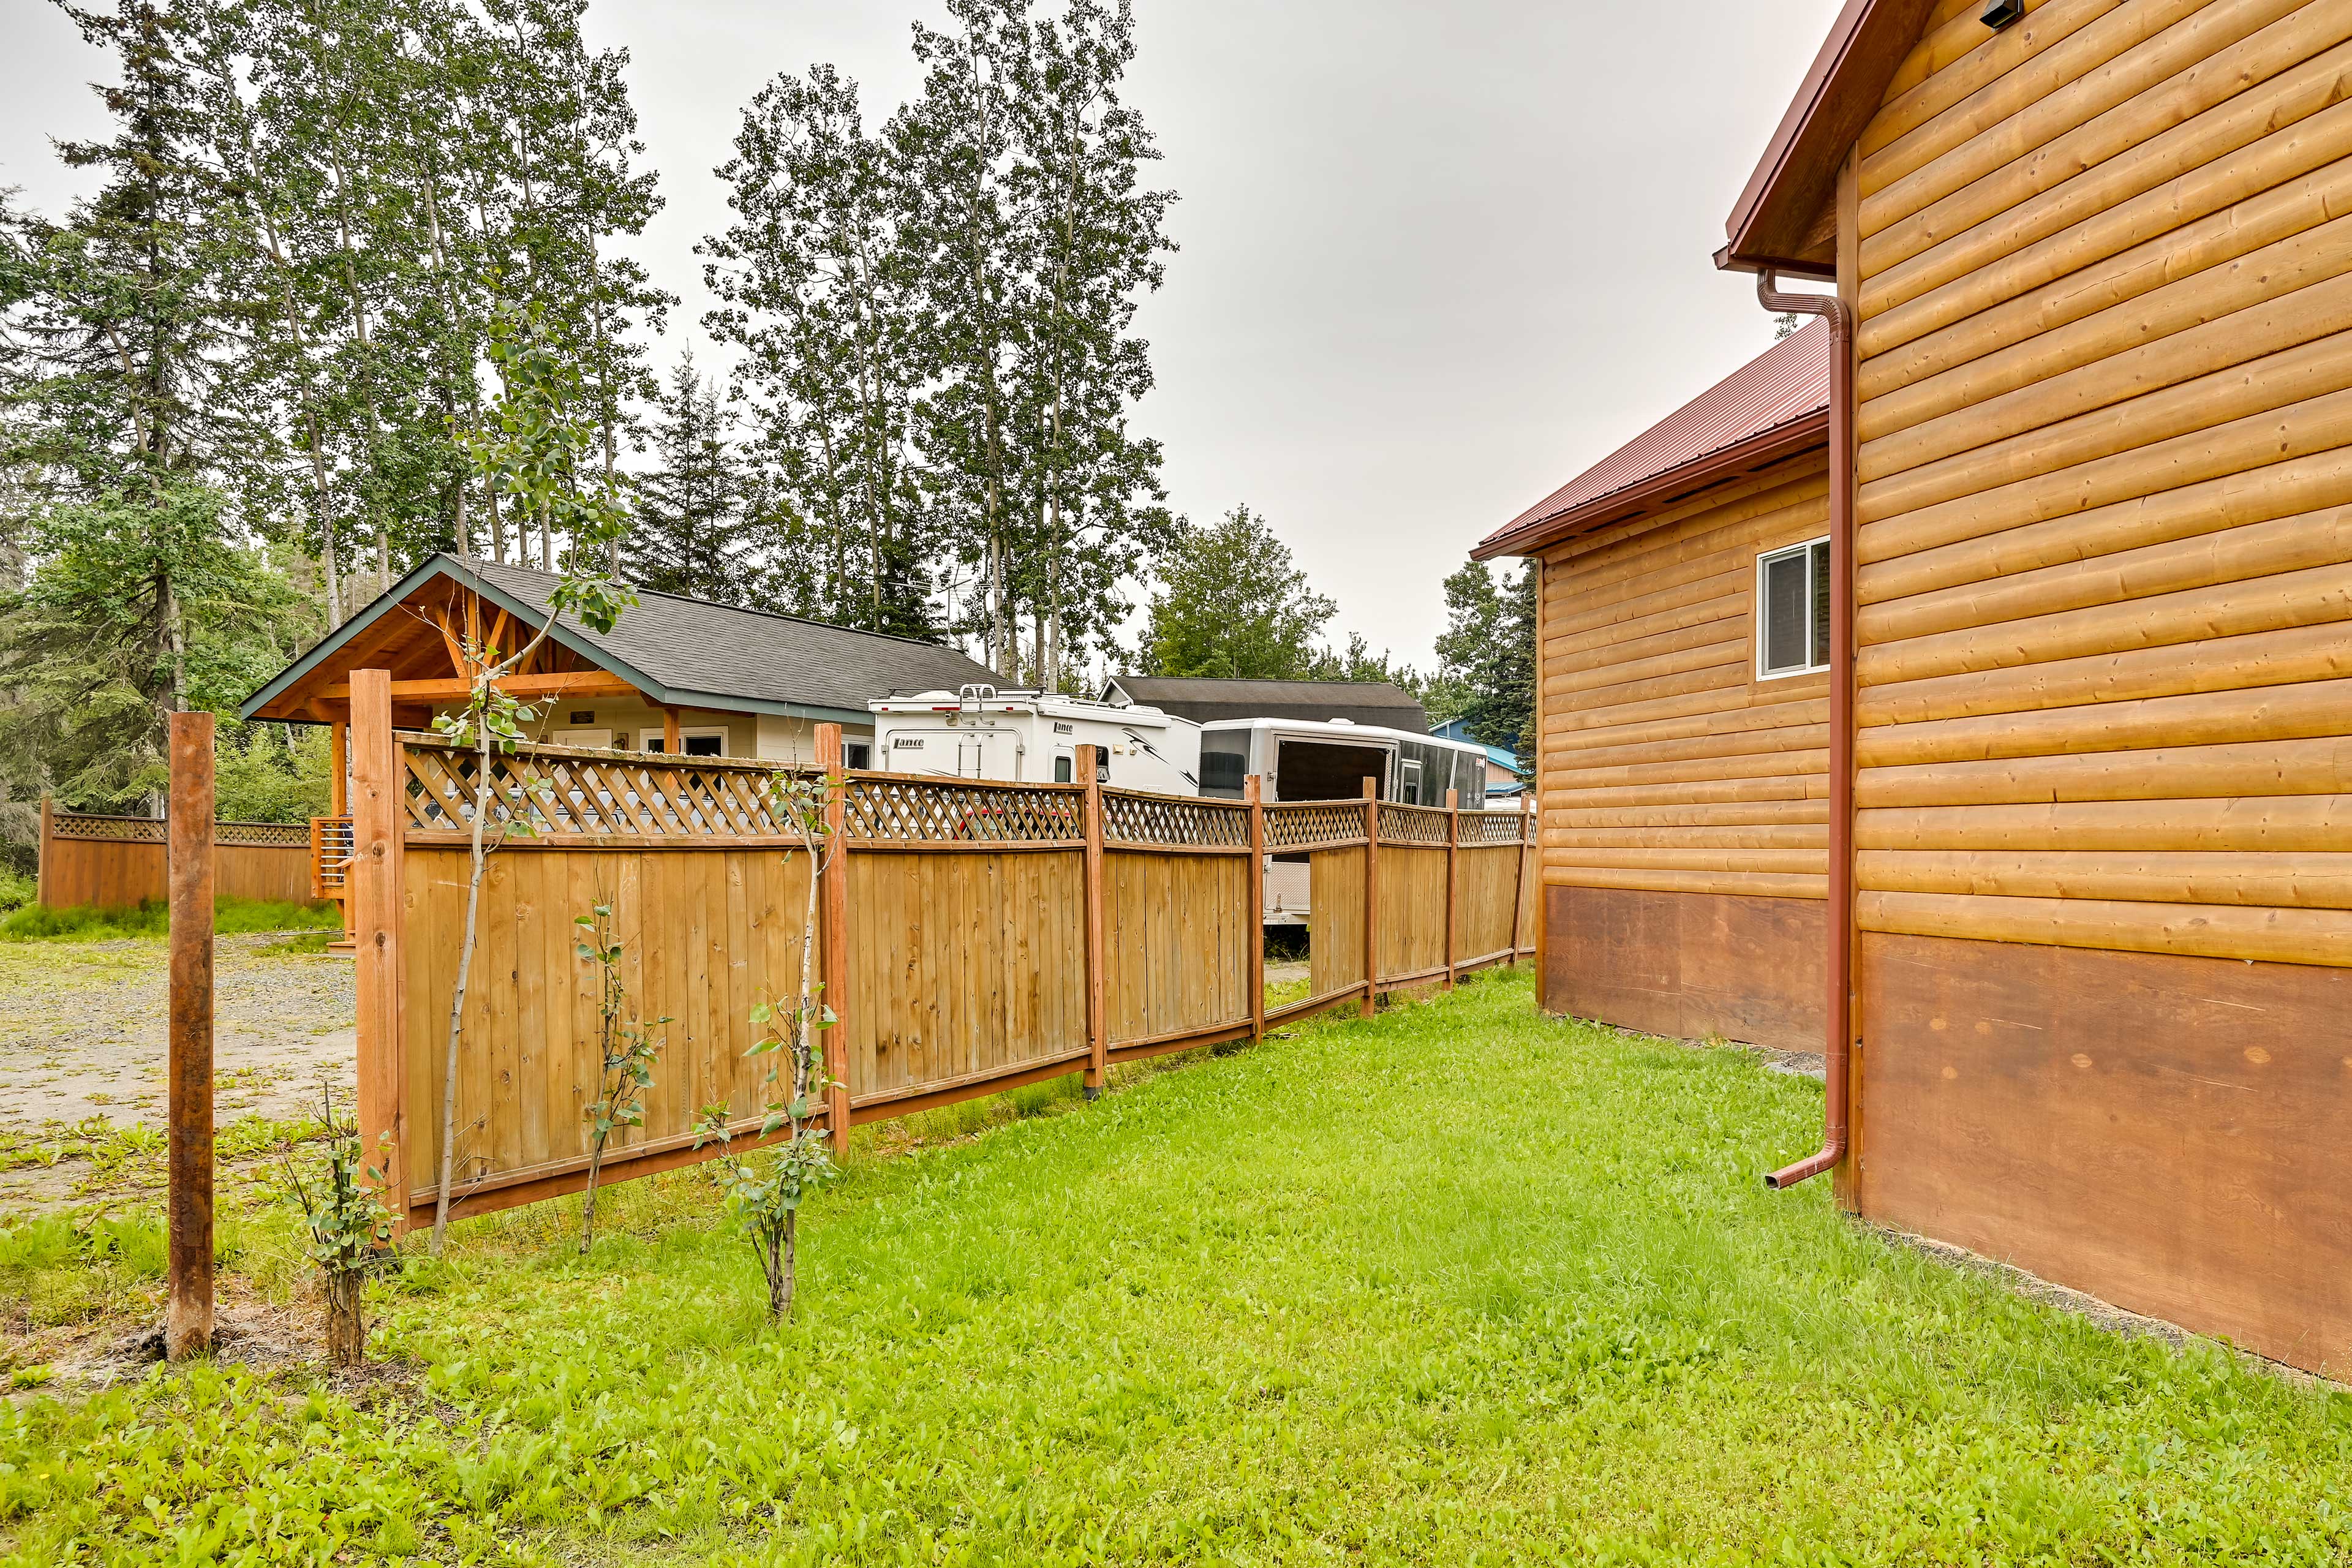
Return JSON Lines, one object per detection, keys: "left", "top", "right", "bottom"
{"left": 1755, "top": 535, "right": 1833, "bottom": 680}
{"left": 636, "top": 725, "right": 729, "bottom": 757}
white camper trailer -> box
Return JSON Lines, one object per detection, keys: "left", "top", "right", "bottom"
{"left": 869, "top": 686, "right": 1202, "bottom": 793}
{"left": 1196, "top": 718, "right": 1491, "bottom": 810}
{"left": 1198, "top": 718, "right": 1494, "bottom": 927}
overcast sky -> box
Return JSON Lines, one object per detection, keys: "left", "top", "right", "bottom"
{"left": 1, "top": 0, "right": 1841, "bottom": 669}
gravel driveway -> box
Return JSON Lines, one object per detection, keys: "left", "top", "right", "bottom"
{"left": 0, "top": 933, "right": 356, "bottom": 1207}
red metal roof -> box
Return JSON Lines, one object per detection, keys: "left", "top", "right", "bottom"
{"left": 1476, "top": 319, "right": 1831, "bottom": 558}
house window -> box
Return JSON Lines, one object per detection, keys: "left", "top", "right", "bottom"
{"left": 844, "top": 741, "right": 872, "bottom": 770}
{"left": 1757, "top": 537, "right": 1831, "bottom": 679}
{"left": 639, "top": 726, "right": 728, "bottom": 756}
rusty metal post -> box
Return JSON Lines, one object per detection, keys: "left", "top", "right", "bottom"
{"left": 1246, "top": 774, "right": 1265, "bottom": 1041}
{"left": 167, "top": 710, "right": 216, "bottom": 1360}
{"left": 815, "top": 723, "right": 854, "bottom": 1150}
{"left": 1079, "top": 745, "right": 1108, "bottom": 1096}
{"left": 1360, "top": 777, "right": 1379, "bottom": 1018}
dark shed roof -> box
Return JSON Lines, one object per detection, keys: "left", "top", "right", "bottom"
{"left": 1102, "top": 676, "right": 1429, "bottom": 733}
{"left": 1475, "top": 322, "right": 1830, "bottom": 559}
{"left": 241, "top": 554, "right": 998, "bottom": 723}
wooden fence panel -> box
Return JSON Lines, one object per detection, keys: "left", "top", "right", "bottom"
{"left": 1104, "top": 850, "right": 1252, "bottom": 1052}
{"left": 39, "top": 810, "right": 314, "bottom": 910}
{"left": 400, "top": 841, "right": 813, "bottom": 1218}
{"left": 1307, "top": 846, "right": 1368, "bottom": 1000}
{"left": 847, "top": 847, "right": 1088, "bottom": 1106}
{"left": 1378, "top": 847, "right": 1450, "bottom": 982}
{"left": 1452, "top": 844, "right": 1522, "bottom": 967}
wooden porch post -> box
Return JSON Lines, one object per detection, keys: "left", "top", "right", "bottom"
{"left": 350, "top": 670, "right": 407, "bottom": 1229}
{"left": 1080, "top": 745, "right": 1108, "bottom": 1096}
{"left": 1360, "top": 778, "right": 1379, "bottom": 1018}
{"left": 1246, "top": 774, "right": 1265, "bottom": 1041}
{"left": 330, "top": 718, "right": 349, "bottom": 816}
{"left": 815, "top": 723, "right": 854, "bottom": 1152}
{"left": 661, "top": 706, "right": 681, "bottom": 753}
{"left": 166, "top": 711, "right": 215, "bottom": 1360}
{"left": 1442, "top": 788, "right": 1458, "bottom": 991}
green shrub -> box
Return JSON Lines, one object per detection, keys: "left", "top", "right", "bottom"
{"left": 0, "top": 867, "right": 34, "bottom": 916}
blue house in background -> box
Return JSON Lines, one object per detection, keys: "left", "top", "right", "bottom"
{"left": 1431, "top": 717, "right": 1528, "bottom": 799}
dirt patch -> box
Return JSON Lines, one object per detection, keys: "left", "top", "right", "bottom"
{"left": 1265, "top": 960, "right": 1310, "bottom": 987}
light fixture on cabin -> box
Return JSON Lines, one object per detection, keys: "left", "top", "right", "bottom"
{"left": 1981, "top": 0, "right": 2024, "bottom": 27}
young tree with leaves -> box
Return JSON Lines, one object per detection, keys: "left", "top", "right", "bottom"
{"left": 1138, "top": 506, "right": 1336, "bottom": 680}
{"left": 1431, "top": 557, "right": 1537, "bottom": 760}
{"left": 428, "top": 304, "right": 635, "bottom": 1253}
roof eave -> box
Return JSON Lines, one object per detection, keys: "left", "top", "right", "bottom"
{"left": 1471, "top": 407, "right": 1830, "bottom": 560}
{"left": 1719, "top": 0, "right": 1941, "bottom": 274}
{"left": 240, "top": 554, "right": 677, "bottom": 722}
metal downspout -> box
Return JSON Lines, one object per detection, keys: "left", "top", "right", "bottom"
{"left": 1757, "top": 268, "right": 1855, "bottom": 1192}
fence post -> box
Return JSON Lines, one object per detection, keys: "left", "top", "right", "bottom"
{"left": 1513, "top": 795, "right": 1535, "bottom": 963}
{"left": 816, "top": 723, "right": 854, "bottom": 1152}
{"left": 1443, "top": 788, "right": 1459, "bottom": 991}
{"left": 1360, "top": 778, "right": 1379, "bottom": 1018}
{"left": 36, "top": 795, "right": 51, "bottom": 910}
{"left": 166, "top": 710, "right": 215, "bottom": 1360}
{"left": 1080, "top": 745, "right": 1108, "bottom": 1097}
{"left": 350, "top": 669, "right": 407, "bottom": 1230}
{"left": 1246, "top": 774, "right": 1265, "bottom": 1041}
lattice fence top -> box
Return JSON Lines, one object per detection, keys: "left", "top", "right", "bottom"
{"left": 400, "top": 741, "right": 807, "bottom": 840}
{"left": 1379, "top": 802, "right": 1453, "bottom": 846}
{"left": 51, "top": 813, "right": 165, "bottom": 844}
{"left": 1457, "top": 809, "right": 1532, "bottom": 846}
{"left": 50, "top": 812, "right": 307, "bottom": 846}
{"left": 1099, "top": 789, "right": 1250, "bottom": 849}
{"left": 1262, "top": 801, "right": 1368, "bottom": 850}
{"left": 218, "top": 821, "right": 311, "bottom": 847}
{"left": 843, "top": 776, "right": 1080, "bottom": 844}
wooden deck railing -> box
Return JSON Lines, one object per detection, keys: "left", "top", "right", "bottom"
{"left": 341, "top": 674, "right": 1535, "bottom": 1231}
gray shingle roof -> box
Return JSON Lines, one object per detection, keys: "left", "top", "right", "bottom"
{"left": 462, "top": 558, "right": 1000, "bottom": 716}
{"left": 1103, "top": 676, "right": 1428, "bottom": 733}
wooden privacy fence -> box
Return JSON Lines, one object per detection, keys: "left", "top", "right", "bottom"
{"left": 36, "top": 799, "right": 315, "bottom": 910}
{"left": 341, "top": 670, "right": 1534, "bottom": 1229}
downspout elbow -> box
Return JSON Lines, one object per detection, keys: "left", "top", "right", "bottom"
{"left": 1754, "top": 269, "right": 1856, "bottom": 1193}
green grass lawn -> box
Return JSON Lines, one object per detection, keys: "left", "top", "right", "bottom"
{"left": 0, "top": 895, "right": 342, "bottom": 943}
{"left": 5, "top": 967, "right": 2350, "bottom": 1565}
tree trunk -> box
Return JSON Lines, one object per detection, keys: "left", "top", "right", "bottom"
{"left": 780, "top": 1210, "right": 797, "bottom": 1322}
{"left": 324, "top": 1268, "right": 364, "bottom": 1369}
{"left": 431, "top": 725, "right": 497, "bottom": 1254}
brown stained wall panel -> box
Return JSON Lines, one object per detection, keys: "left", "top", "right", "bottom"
{"left": 1541, "top": 884, "right": 1826, "bottom": 1052}
{"left": 1858, "top": 929, "right": 2352, "bottom": 1376}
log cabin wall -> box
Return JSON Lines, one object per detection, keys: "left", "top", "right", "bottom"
{"left": 1845, "top": 0, "right": 2352, "bottom": 1374}
{"left": 1536, "top": 450, "right": 1834, "bottom": 1051}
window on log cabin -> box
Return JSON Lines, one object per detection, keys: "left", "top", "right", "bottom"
{"left": 1756, "top": 537, "right": 1830, "bottom": 679}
